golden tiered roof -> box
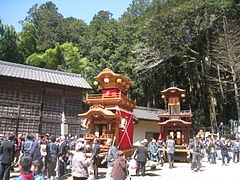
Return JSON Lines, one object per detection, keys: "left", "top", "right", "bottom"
{"left": 161, "top": 86, "right": 186, "bottom": 99}
{"left": 94, "top": 68, "right": 132, "bottom": 92}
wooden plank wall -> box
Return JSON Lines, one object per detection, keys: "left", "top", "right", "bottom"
{"left": 0, "top": 77, "right": 84, "bottom": 137}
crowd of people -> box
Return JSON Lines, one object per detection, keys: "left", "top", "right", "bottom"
{"left": 0, "top": 133, "right": 71, "bottom": 180}
{"left": 129, "top": 133, "right": 240, "bottom": 176}
{"left": 0, "top": 132, "right": 129, "bottom": 180}
{"left": 0, "top": 130, "right": 240, "bottom": 180}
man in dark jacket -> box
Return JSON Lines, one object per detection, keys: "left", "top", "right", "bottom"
{"left": 219, "top": 122, "right": 224, "bottom": 138}
{"left": 91, "top": 138, "right": 100, "bottom": 179}
{"left": 134, "top": 139, "right": 149, "bottom": 176}
{"left": 21, "top": 133, "right": 38, "bottom": 158}
{"left": 47, "top": 135, "right": 59, "bottom": 180}
{"left": 0, "top": 133, "right": 15, "bottom": 180}
{"left": 58, "top": 137, "right": 69, "bottom": 177}
{"left": 0, "top": 136, "right": 3, "bottom": 163}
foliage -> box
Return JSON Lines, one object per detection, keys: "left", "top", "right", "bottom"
{"left": 0, "top": 20, "right": 22, "bottom": 63}
{"left": 1, "top": 0, "right": 240, "bottom": 129}
{"left": 132, "top": 0, "right": 236, "bottom": 127}
{"left": 80, "top": 10, "right": 137, "bottom": 79}
{"left": 18, "top": 22, "right": 38, "bottom": 59}
{"left": 24, "top": 2, "right": 65, "bottom": 51}
{"left": 61, "top": 17, "right": 87, "bottom": 46}
{"left": 25, "top": 42, "right": 94, "bottom": 80}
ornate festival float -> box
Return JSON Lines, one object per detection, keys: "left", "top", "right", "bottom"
{"left": 158, "top": 86, "right": 192, "bottom": 161}
{"left": 78, "top": 68, "right": 136, "bottom": 158}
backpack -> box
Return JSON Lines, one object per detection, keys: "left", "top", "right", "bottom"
{"left": 23, "top": 140, "right": 33, "bottom": 156}
{"left": 48, "top": 142, "right": 58, "bottom": 162}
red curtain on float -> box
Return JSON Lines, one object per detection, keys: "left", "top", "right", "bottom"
{"left": 117, "top": 110, "right": 133, "bottom": 150}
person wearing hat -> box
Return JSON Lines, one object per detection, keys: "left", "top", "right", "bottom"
{"left": 189, "top": 135, "right": 203, "bottom": 171}
{"left": 72, "top": 142, "right": 91, "bottom": 180}
{"left": 134, "top": 139, "right": 149, "bottom": 176}
{"left": 149, "top": 139, "right": 159, "bottom": 171}
{"left": 112, "top": 150, "right": 128, "bottom": 180}
{"left": 77, "top": 138, "right": 85, "bottom": 144}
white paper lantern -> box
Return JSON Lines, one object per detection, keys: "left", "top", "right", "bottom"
{"left": 104, "top": 77, "right": 110, "bottom": 83}
{"left": 93, "top": 81, "right": 98, "bottom": 86}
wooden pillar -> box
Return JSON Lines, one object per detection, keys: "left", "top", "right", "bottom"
{"left": 16, "top": 87, "right": 22, "bottom": 135}
{"left": 38, "top": 87, "right": 45, "bottom": 133}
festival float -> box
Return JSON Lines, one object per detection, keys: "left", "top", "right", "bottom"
{"left": 78, "top": 68, "right": 136, "bottom": 158}
{"left": 158, "top": 86, "right": 192, "bottom": 161}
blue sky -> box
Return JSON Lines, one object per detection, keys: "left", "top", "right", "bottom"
{"left": 0, "top": 0, "right": 133, "bottom": 32}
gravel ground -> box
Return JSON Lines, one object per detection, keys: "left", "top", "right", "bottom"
{"left": 10, "top": 157, "right": 240, "bottom": 180}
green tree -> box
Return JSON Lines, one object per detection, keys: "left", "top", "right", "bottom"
{"left": 81, "top": 11, "right": 121, "bottom": 70}
{"left": 61, "top": 17, "right": 87, "bottom": 46}
{"left": 0, "top": 22, "right": 22, "bottom": 63}
{"left": 25, "top": 42, "right": 94, "bottom": 80}
{"left": 130, "top": 0, "right": 234, "bottom": 128}
{"left": 0, "top": 19, "right": 4, "bottom": 36}
{"left": 25, "top": 2, "right": 64, "bottom": 51}
{"left": 18, "top": 22, "right": 38, "bottom": 60}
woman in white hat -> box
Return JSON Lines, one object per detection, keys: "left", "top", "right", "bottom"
{"left": 71, "top": 143, "right": 91, "bottom": 180}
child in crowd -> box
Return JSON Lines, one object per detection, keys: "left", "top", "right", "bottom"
{"left": 31, "top": 160, "right": 44, "bottom": 180}
{"left": 16, "top": 156, "right": 34, "bottom": 180}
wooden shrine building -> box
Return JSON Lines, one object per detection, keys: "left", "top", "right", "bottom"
{"left": 0, "top": 60, "right": 91, "bottom": 136}
{"left": 158, "top": 86, "right": 192, "bottom": 160}
{"left": 158, "top": 86, "right": 192, "bottom": 144}
{"left": 79, "top": 68, "right": 136, "bottom": 157}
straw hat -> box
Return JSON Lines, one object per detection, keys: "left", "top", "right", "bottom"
{"left": 75, "top": 143, "right": 85, "bottom": 152}
{"left": 116, "top": 150, "right": 124, "bottom": 156}
{"left": 77, "top": 138, "right": 85, "bottom": 143}
{"left": 141, "top": 139, "right": 148, "bottom": 143}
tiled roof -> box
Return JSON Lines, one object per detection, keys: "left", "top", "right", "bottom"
{"left": 0, "top": 60, "right": 92, "bottom": 89}
{"left": 133, "top": 106, "right": 164, "bottom": 121}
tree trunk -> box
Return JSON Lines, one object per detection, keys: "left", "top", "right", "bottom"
{"left": 217, "top": 64, "right": 225, "bottom": 100}
{"left": 231, "top": 65, "right": 240, "bottom": 124}
{"left": 222, "top": 15, "right": 240, "bottom": 124}
{"left": 209, "top": 88, "right": 217, "bottom": 133}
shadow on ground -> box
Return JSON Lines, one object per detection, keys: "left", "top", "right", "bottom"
{"left": 130, "top": 172, "right": 159, "bottom": 177}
